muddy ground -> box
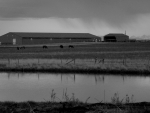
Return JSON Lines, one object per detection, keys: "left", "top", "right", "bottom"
{"left": 0, "top": 101, "right": 150, "bottom": 113}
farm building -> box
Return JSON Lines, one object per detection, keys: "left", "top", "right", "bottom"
{"left": 104, "top": 33, "right": 129, "bottom": 42}
{"left": 0, "top": 32, "right": 101, "bottom": 45}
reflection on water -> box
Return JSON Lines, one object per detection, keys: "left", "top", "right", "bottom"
{"left": 0, "top": 73, "right": 150, "bottom": 103}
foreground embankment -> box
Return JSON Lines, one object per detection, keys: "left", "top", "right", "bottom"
{"left": 0, "top": 58, "right": 150, "bottom": 74}
{"left": 0, "top": 101, "right": 150, "bottom": 113}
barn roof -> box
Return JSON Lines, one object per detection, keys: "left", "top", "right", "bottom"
{"left": 104, "top": 33, "right": 129, "bottom": 37}
{"left": 9, "top": 32, "right": 100, "bottom": 38}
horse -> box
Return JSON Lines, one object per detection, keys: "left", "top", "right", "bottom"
{"left": 17, "top": 47, "right": 20, "bottom": 50}
{"left": 17, "top": 46, "right": 25, "bottom": 50}
{"left": 60, "top": 45, "right": 63, "bottom": 48}
{"left": 43, "top": 45, "right": 48, "bottom": 49}
{"left": 68, "top": 45, "right": 74, "bottom": 48}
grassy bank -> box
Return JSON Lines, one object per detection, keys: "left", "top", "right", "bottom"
{"left": 0, "top": 101, "right": 150, "bottom": 113}
{"left": 0, "top": 88, "right": 149, "bottom": 113}
{"left": 0, "top": 58, "right": 150, "bottom": 74}
{"left": 0, "top": 42, "right": 150, "bottom": 59}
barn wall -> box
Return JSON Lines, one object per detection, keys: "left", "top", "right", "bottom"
{"left": 0, "top": 32, "right": 101, "bottom": 45}
{"left": 104, "top": 36, "right": 116, "bottom": 42}
{"left": 104, "top": 34, "right": 129, "bottom": 42}
{"left": 0, "top": 33, "right": 22, "bottom": 45}
{"left": 22, "top": 37, "right": 100, "bottom": 45}
{"left": 22, "top": 38, "right": 72, "bottom": 45}
{"left": 70, "top": 38, "right": 94, "bottom": 42}
{"left": 23, "top": 38, "right": 51, "bottom": 45}
{"left": 116, "top": 36, "right": 129, "bottom": 42}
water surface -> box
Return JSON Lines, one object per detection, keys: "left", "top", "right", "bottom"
{"left": 0, "top": 73, "right": 150, "bottom": 103}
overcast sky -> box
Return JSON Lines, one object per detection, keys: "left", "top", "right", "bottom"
{"left": 0, "top": 0, "right": 150, "bottom": 37}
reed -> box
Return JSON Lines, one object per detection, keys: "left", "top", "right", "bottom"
{"left": 0, "top": 93, "right": 149, "bottom": 113}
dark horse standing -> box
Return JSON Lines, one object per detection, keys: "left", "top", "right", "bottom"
{"left": 43, "top": 45, "right": 48, "bottom": 49}
{"left": 68, "top": 45, "right": 74, "bottom": 48}
{"left": 17, "top": 46, "right": 25, "bottom": 50}
{"left": 60, "top": 45, "right": 63, "bottom": 48}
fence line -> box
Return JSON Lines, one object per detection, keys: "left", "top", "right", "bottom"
{"left": 0, "top": 58, "right": 149, "bottom": 67}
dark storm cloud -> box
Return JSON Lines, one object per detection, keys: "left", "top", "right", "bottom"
{"left": 1, "top": 0, "right": 150, "bottom": 19}
{"left": 0, "top": 0, "right": 88, "bottom": 18}
{"left": 1, "top": 0, "right": 150, "bottom": 36}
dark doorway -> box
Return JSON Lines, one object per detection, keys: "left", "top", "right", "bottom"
{"left": 104, "top": 36, "right": 116, "bottom": 42}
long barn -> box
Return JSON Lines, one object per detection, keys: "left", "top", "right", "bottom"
{"left": 0, "top": 32, "right": 101, "bottom": 45}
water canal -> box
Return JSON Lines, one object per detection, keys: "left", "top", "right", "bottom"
{"left": 0, "top": 73, "right": 150, "bottom": 103}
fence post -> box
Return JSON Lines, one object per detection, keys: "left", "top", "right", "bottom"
{"left": 8, "top": 59, "right": 10, "bottom": 65}
{"left": 102, "top": 59, "right": 104, "bottom": 64}
{"left": 74, "top": 59, "right": 75, "bottom": 64}
{"left": 18, "top": 59, "right": 19, "bottom": 65}
{"left": 95, "top": 58, "right": 97, "bottom": 64}
{"left": 74, "top": 74, "right": 75, "bottom": 83}
{"left": 104, "top": 90, "right": 105, "bottom": 103}
{"left": 123, "top": 59, "right": 126, "bottom": 65}
{"left": 38, "top": 59, "right": 39, "bottom": 64}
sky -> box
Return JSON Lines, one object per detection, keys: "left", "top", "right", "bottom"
{"left": 0, "top": 0, "right": 150, "bottom": 37}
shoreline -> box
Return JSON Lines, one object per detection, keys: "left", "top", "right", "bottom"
{"left": 0, "top": 58, "right": 150, "bottom": 75}
{"left": 0, "top": 67, "right": 150, "bottom": 75}
{"left": 0, "top": 101, "right": 149, "bottom": 113}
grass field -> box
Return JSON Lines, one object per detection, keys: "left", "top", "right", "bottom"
{"left": 0, "top": 42, "right": 150, "bottom": 74}
{"left": 0, "top": 42, "right": 150, "bottom": 59}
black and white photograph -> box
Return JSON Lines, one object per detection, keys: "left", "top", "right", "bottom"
{"left": 0, "top": 0, "right": 150, "bottom": 112}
